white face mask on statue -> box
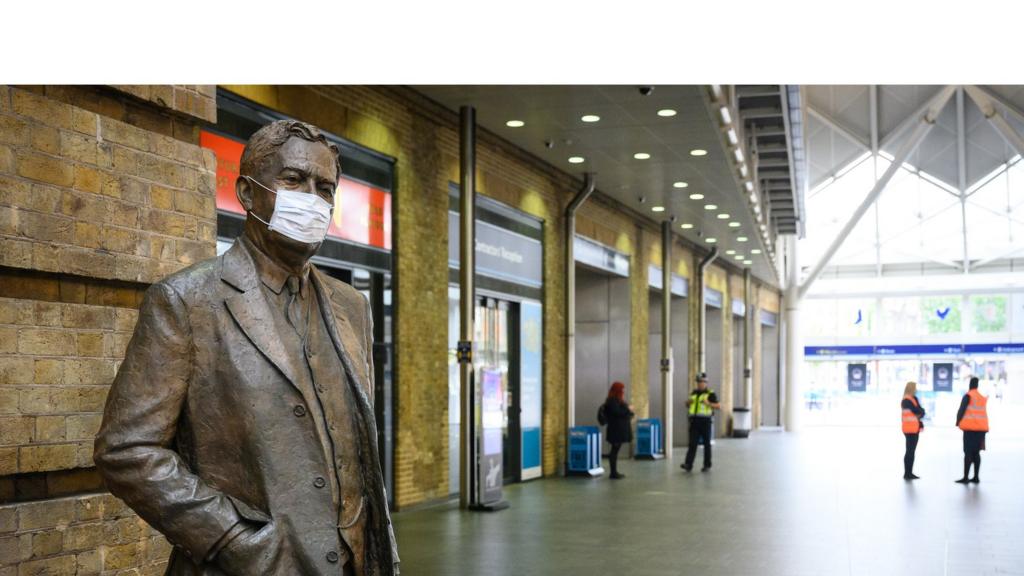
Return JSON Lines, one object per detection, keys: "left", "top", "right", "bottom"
{"left": 244, "top": 175, "right": 334, "bottom": 244}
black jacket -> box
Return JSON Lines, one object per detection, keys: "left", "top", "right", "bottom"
{"left": 603, "top": 398, "right": 634, "bottom": 444}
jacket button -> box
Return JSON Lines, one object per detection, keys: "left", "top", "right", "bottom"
{"left": 314, "top": 476, "right": 326, "bottom": 488}
{"left": 326, "top": 551, "right": 339, "bottom": 563}
{"left": 293, "top": 405, "right": 307, "bottom": 417}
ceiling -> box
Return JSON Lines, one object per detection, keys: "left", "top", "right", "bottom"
{"left": 413, "top": 85, "right": 783, "bottom": 285}
{"left": 804, "top": 85, "right": 1024, "bottom": 281}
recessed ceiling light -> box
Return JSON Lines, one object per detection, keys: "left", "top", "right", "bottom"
{"left": 651, "top": 206, "right": 665, "bottom": 212}
{"left": 751, "top": 249, "right": 762, "bottom": 254}
{"left": 704, "top": 204, "right": 718, "bottom": 210}
{"left": 673, "top": 181, "right": 688, "bottom": 188}
{"left": 506, "top": 120, "right": 525, "bottom": 128}
{"left": 568, "top": 156, "right": 585, "bottom": 164}
{"left": 689, "top": 193, "right": 705, "bottom": 200}
{"left": 726, "top": 250, "right": 736, "bottom": 255}
{"left": 737, "top": 236, "right": 748, "bottom": 242}
{"left": 690, "top": 149, "right": 708, "bottom": 157}
{"left": 581, "top": 115, "right": 601, "bottom": 123}
{"left": 634, "top": 152, "right": 651, "bottom": 160}
{"left": 717, "top": 213, "right": 730, "bottom": 219}
{"left": 657, "top": 109, "right": 677, "bottom": 117}
{"left": 734, "top": 254, "right": 744, "bottom": 260}
{"left": 744, "top": 181, "right": 754, "bottom": 192}
{"left": 706, "top": 237, "right": 717, "bottom": 244}
{"left": 680, "top": 223, "right": 694, "bottom": 229}
{"left": 727, "top": 129, "right": 738, "bottom": 145}
{"left": 728, "top": 222, "right": 741, "bottom": 228}
{"left": 743, "top": 260, "right": 753, "bottom": 265}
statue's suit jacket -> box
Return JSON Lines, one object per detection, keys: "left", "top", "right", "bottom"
{"left": 94, "top": 239, "right": 398, "bottom": 575}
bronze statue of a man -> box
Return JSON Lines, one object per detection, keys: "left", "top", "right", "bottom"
{"left": 95, "top": 120, "right": 399, "bottom": 576}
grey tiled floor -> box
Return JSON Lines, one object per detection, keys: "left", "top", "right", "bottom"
{"left": 392, "top": 426, "right": 1024, "bottom": 576}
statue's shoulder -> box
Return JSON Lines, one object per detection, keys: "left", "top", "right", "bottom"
{"left": 149, "top": 254, "right": 222, "bottom": 304}
{"left": 315, "top": 269, "right": 367, "bottom": 312}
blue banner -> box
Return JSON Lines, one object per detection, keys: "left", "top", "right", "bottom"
{"left": 806, "top": 343, "right": 1024, "bottom": 357}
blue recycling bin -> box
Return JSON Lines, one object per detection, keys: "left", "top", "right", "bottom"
{"left": 635, "top": 418, "right": 665, "bottom": 459}
{"left": 567, "top": 426, "right": 604, "bottom": 476}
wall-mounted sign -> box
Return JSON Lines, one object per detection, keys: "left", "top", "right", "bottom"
{"left": 847, "top": 363, "right": 867, "bottom": 392}
{"left": 760, "top": 310, "right": 778, "bottom": 326}
{"left": 448, "top": 212, "right": 543, "bottom": 288}
{"left": 574, "top": 235, "right": 629, "bottom": 277}
{"left": 201, "top": 130, "right": 392, "bottom": 250}
{"left": 732, "top": 299, "right": 745, "bottom": 317}
{"left": 647, "top": 265, "right": 688, "bottom": 297}
{"left": 933, "top": 363, "right": 953, "bottom": 392}
{"left": 704, "top": 288, "right": 724, "bottom": 309}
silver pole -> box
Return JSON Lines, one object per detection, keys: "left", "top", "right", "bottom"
{"left": 783, "top": 235, "right": 801, "bottom": 431}
{"left": 697, "top": 248, "right": 719, "bottom": 373}
{"left": 565, "top": 173, "right": 594, "bottom": 469}
{"left": 743, "top": 268, "right": 752, "bottom": 409}
{"left": 661, "top": 221, "right": 673, "bottom": 453}
{"left": 458, "top": 106, "right": 476, "bottom": 509}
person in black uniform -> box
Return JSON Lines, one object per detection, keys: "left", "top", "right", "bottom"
{"left": 601, "top": 381, "right": 634, "bottom": 479}
{"left": 682, "top": 372, "right": 721, "bottom": 472}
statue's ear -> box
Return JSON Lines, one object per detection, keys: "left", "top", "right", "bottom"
{"left": 236, "top": 176, "right": 253, "bottom": 212}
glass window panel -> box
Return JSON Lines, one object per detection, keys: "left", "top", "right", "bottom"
{"left": 964, "top": 202, "right": 1012, "bottom": 261}
{"left": 803, "top": 299, "right": 837, "bottom": 338}
{"left": 969, "top": 294, "right": 1008, "bottom": 333}
{"left": 921, "top": 295, "right": 961, "bottom": 335}
{"left": 835, "top": 299, "right": 876, "bottom": 338}
{"left": 880, "top": 297, "right": 922, "bottom": 337}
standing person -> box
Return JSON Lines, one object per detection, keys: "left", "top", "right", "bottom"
{"left": 601, "top": 382, "right": 634, "bottom": 479}
{"left": 955, "top": 377, "right": 989, "bottom": 484}
{"left": 682, "top": 372, "right": 721, "bottom": 472}
{"left": 901, "top": 381, "right": 925, "bottom": 480}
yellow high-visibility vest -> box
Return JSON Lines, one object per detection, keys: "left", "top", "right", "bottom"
{"left": 689, "top": 391, "right": 713, "bottom": 417}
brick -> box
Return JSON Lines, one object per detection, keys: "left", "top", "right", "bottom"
{"left": 0, "top": 535, "right": 19, "bottom": 565}
{"left": 66, "top": 414, "right": 101, "bottom": 441}
{"left": 113, "top": 309, "right": 138, "bottom": 332}
{"left": 74, "top": 441, "right": 93, "bottom": 468}
{"left": 24, "top": 185, "right": 61, "bottom": 213}
{"left": 0, "top": 238, "right": 32, "bottom": 268}
{"left": 15, "top": 152, "right": 73, "bottom": 188}
{"left": 17, "top": 498, "right": 76, "bottom": 531}
{"left": 33, "top": 359, "right": 64, "bottom": 385}
{"left": 29, "top": 529, "right": 63, "bottom": 559}
{"left": 29, "top": 244, "right": 61, "bottom": 277}
{"left": 63, "top": 523, "right": 102, "bottom": 552}
{"left": 17, "top": 328, "right": 76, "bottom": 357}
{"left": 64, "top": 359, "right": 115, "bottom": 385}
{"left": 60, "top": 131, "right": 99, "bottom": 165}
{"left": 111, "top": 145, "right": 137, "bottom": 173}
{"left": 61, "top": 304, "right": 114, "bottom": 330}
{"left": 0, "top": 326, "right": 15, "bottom": 354}
{"left": 0, "top": 507, "right": 15, "bottom": 533}
{"left": 29, "top": 125, "right": 60, "bottom": 155}
{"left": 105, "top": 333, "right": 131, "bottom": 359}
{"left": 100, "top": 118, "right": 150, "bottom": 151}
{"left": 11, "top": 89, "right": 72, "bottom": 130}
{"left": 57, "top": 248, "right": 117, "bottom": 279}
{"left": 103, "top": 541, "right": 142, "bottom": 571}
{"left": 15, "top": 554, "right": 75, "bottom": 575}
{"left": 107, "top": 201, "right": 141, "bottom": 229}
{"left": 98, "top": 173, "right": 122, "bottom": 199}
{"left": 0, "top": 389, "right": 16, "bottom": 414}
{"left": 144, "top": 210, "right": 196, "bottom": 239}
{"left": 0, "top": 447, "right": 14, "bottom": 474}
{"left": 0, "top": 416, "right": 34, "bottom": 445}
{"left": 19, "top": 443, "right": 77, "bottom": 472}
{"left": 72, "top": 165, "right": 102, "bottom": 194}
{"left": 16, "top": 210, "right": 73, "bottom": 244}
{"left": 76, "top": 333, "right": 105, "bottom": 357}
{"left": 57, "top": 279, "right": 86, "bottom": 304}
{"left": 33, "top": 415, "right": 66, "bottom": 443}
{"left": 74, "top": 495, "right": 104, "bottom": 522}
{"left": 71, "top": 108, "right": 97, "bottom": 135}
{"left": 0, "top": 115, "right": 30, "bottom": 146}
{"left": 149, "top": 186, "right": 174, "bottom": 211}
{"left": 31, "top": 302, "right": 61, "bottom": 328}
{"left": 0, "top": 357, "right": 33, "bottom": 385}
{"left": 0, "top": 144, "right": 12, "bottom": 173}
{"left": 75, "top": 549, "right": 102, "bottom": 575}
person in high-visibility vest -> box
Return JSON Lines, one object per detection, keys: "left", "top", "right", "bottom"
{"left": 900, "top": 381, "right": 925, "bottom": 480}
{"left": 955, "top": 376, "right": 989, "bottom": 484}
{"left": 681, "top": 372, "right": 721, "bottom": 472}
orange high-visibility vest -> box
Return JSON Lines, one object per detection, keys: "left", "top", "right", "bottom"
{"left": 958, "top": 389, "right": 989, "bottom": 432}
{"left": 901, "top": 395, "right": 921, "bottom": 434}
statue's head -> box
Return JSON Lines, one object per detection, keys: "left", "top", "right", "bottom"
{"left": 236, "top": 119, "right": 341, "bottom": 265}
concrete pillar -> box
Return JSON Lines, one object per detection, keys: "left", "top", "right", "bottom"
{"left": 783, "top": 234, "right": 801, "bottom": 432}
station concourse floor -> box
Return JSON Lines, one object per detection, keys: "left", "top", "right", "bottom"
{"left": 392, "top": 426, "right": 1024, "bottom": 576}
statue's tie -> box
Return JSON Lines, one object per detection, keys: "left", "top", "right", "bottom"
{"left": 286, "top": 275, "right": 303, "bottom": 336}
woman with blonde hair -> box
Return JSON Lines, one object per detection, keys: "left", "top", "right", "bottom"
{"left": 901, "top": 381, "right": 926, "bottom": 480}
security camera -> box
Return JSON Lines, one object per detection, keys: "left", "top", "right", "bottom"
{"left": 669, "top": 215, "right": 677, "bottom": 223}
{"left": 544, "top": 140, "right": 555, "bottom": 149}
{"left": 639, "top": 86, "right": 654, "bottom": 96}
{"left": 638, "top": 196, "right": 646, "bottom": 204}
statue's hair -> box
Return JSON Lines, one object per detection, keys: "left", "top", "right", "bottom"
{"left": 240, "top": 119, "right": 341, "bottom": 180}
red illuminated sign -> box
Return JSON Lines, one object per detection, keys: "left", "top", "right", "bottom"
{"left": 200, "top": 130, "right": 392, "bottom": 250}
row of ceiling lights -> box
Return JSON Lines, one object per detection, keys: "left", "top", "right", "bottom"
{"left": 505, "top": 105, "right": 755, "bottom": 267}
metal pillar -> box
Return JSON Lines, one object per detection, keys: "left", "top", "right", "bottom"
{"left": 458, "top": 106, "right": 476, "bottom": 509}
{"left": 782, "top": 235, "right": 801, "bottom": 432}
{"left": 798, "top": 85, "right": 954, "bottom": 301}
{"left": 742, "top": 268, "right": 752, "bottom": 409}
{"left": 565, "top": 173, "right": 595, "bottom": 459}
{"left": 697, "top": 248, "right": 719, "bottom": 373}
{"left": 660, "top": 221, "right": 673, "bottom": 453}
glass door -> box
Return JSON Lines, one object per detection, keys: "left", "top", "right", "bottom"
{"left": 474, "top": 297, "right": 520, "bottom": 485}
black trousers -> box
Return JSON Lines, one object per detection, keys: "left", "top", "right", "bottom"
{"left": 684, "top": 417, "right": 712, "bottom": 468}
{"left": 609, "top": 442, "right": 622, "bottom": 474}
{"left": 903, "top": 433, "right": 919, "bottom": 476}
